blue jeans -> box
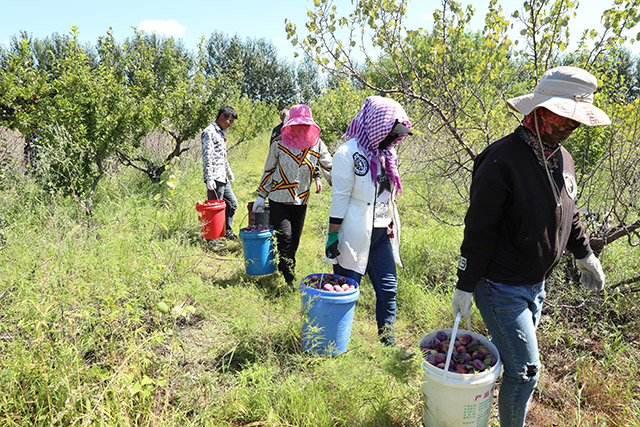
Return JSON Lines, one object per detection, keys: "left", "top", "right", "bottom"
{"left": 474, "top": 278, "right": 546, "bottom": 427}
{"left": 333, "top": 227, "right": 397, "bottom": 345}
{"left": 207, "top": 181, "right": 237, "bottom": 233}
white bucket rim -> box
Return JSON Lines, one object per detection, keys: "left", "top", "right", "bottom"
{"left": 420, "top": 328, "right": 502, "bottom": 384}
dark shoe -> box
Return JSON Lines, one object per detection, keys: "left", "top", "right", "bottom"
{"left": 224, "top": 231, "right": 237, "bottom": 240}
{"left": 286, "top": 278, "right": 299, "bottom": 288}
{"left": 395, "top": 346, "right": 416, "bottom": 360}
{"left": 381, "top": 337, "right": 415, "bottom": 360}
{"left": 387, "top": 343, "right": 416, "bottom": 360}
{"left": 380, "top": 335, "right": 396, "bottom": 347}
{"left": 204, "top": 239, "right": 224, "bottom": 250}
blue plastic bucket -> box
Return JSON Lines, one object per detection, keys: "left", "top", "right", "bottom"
{"left": 299, "top": 274, "right": 360, "bottom": 356}
{"left": 239, "top": 228, "right": 276, "bottom": 276}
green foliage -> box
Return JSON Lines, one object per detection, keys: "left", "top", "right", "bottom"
{"left": 203, "top": 31, "right": 324, "bottom": 110}
{"left": 225, "top": 95, "right": 277, "bottom": 148}
{"left": 513, "top": 0, "right": 579, "bottom": 77}
{"left": 1, "top": 2, "right": 640, "bottom": 425}
{"left": 0, "top": 29, "right": 98, "bottom": 73}
{"left": 309, "top": 80, "right": 372, "bottom": 149}
{"left": 0, "top": 40, "right": 51, "bottom": 133}
{"left": 109, "top": 31, "right": 232, "bottom": 183}
{"left": 1, "top": 131, "right": 639, "bottom": 426}
{"left": 285, "top": 0, "right": 640, "bottom": 255}
{"left": 575, "top": 0, "right": 640, "bottom": 67}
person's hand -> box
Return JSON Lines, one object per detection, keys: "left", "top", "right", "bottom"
{"left": 253, "top": 196, "right": 266, "bottom": 213}
{"left": 315, "top": 178, "right": 322, "bottom": 194}
{"left": 451, "top": 289, "right": 473, "bottom": 318}
{"left": 575, "top": 253, "right": 605, "bottom": 291}
{"left": 325, "top": 230, "right": 340, "bottom": 259}
{"left": 227, "top": 171, "right": 235, "bottom": 182}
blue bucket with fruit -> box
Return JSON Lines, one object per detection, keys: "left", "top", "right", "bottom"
{"left": 239, "top": 225, "right": 276, "bottom": 276}
{"left": 419, "top": 313, "right": 502, "bottom": 427}
{"left": 299, "top": 273, "right": 359, "bottom": 356}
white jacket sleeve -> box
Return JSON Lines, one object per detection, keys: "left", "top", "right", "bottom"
{"left": 328, "top": 144, "right": 354, "bottom": 220}
{"left": 317, "top": 139, "right": 333, "bottom": 185}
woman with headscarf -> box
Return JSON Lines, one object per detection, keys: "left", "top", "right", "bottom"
{"left": 451, "top": 66, "right": 610, "bottom": 426}
{"left": 253, "top": 104, "right": 332, "bottom": 288}
{"left": 325, "top": 96, "right": 413, "bottom": 347}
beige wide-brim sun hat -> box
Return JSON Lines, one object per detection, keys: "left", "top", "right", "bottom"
{"left": 507, "top": 66, "right": 611, "bottom": 126}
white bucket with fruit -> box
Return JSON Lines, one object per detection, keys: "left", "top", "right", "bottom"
{"left": 419, "top": 313, "right": 502, "bottom": 427}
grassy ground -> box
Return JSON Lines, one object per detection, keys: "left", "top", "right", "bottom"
{"left": 0, "top": 130, "right": 639, "bottom": 426}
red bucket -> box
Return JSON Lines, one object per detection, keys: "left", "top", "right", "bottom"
{"left": 196, "top": 200, "right": 226, "bottom": 239}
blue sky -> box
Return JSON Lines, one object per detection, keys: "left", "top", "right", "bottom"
{"left": 1, "top": 0, "right": 638, "bottom": 60}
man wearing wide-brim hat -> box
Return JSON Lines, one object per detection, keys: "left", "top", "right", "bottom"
{"left": 450, "top": 66, "right": 610, "bottom": 427}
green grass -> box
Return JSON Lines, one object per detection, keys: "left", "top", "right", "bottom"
{"left": 0, "top": 132, "right": 639, "bottom": 426}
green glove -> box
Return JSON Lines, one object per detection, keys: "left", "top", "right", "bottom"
{"left": 325, "top": 230, "right": 340, "bottom": 259}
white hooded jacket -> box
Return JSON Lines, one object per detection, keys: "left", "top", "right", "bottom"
{"left": 325, "top": 138, "right": 402, "bottom": 274}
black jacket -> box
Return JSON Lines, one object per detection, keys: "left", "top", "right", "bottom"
{"left": 456, "top": 128, "right": 592, "bottom": 292}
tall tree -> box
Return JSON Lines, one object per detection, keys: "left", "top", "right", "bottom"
{"left": 203, "top": 31, "right": 325, "bottom": 109}
{"left": 285, "top": 0, "right": 640, "bottom": 263}
{"left": 111, "top": 31, "right": 230, "bottom": 182}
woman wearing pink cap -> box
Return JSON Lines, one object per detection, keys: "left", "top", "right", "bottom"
{"left": 253, "top": 104, "right": 332, "bottom": 287}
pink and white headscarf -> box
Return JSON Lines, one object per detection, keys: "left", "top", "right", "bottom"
{"left": 343, "top": 96, "right": 412, "bottom": 195}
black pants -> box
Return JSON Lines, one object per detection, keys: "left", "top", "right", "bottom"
{"left": 269, "top": 201, "right": 307, "bottom": 284}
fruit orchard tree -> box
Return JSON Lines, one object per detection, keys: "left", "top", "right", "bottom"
{"left": 0, "top": 29, "right": 150, "bottom": 213}
{"left": 110, "top": 31, "right": 233, "bottom": 183}
{"left": 286, "top": 0, "right": 640, "bottom": 290}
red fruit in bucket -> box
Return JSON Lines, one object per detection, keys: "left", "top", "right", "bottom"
{"left": 333, "top": 284, "right": 343, "bottom": 292}
{"left": 422, "top": 330, "right": 497, "bottom": 374}
{"left": 436, "top": 330, "right": 448, "bottom": 342}
{"left": 455, "top": 364, "right": 468, "bottom": 374}
{"left": 472, "top": 359, "right": 485, "bottom": 371}
{"left": 323, "top": 284, "right": 333, "bottom": 292}
{"left": 458, "top": 334, "right": 472, "bottom": 345}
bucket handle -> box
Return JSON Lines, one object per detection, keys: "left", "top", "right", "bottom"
{"left": 442, "top": 312, "right": 472, "bottom": 384}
